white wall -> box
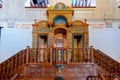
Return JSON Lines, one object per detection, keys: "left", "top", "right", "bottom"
{"left": 89, "top": 22, "right": 120, "bottom": 62}
{"left": 0, "top": 21, "right": 32, "bottom": 63}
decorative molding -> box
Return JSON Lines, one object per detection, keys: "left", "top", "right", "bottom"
{"left": 104, "top": 19, "right": 113, "bottom": 28}
{"left": 6, "top": 18, "right": 16, "bottom": 28}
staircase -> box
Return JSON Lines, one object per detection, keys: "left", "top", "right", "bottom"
{"left": 0, "top": 46, "right": 120, "bottom": 80}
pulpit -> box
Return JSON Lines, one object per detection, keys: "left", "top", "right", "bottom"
{"left": 52, "top": 47, "right": 67, "bottom": 65}
{"left": 52, "top": 32, "right": 67, "bottom": 65}
{"left": 32, "top": 2, "right": 89, "bottom": 73}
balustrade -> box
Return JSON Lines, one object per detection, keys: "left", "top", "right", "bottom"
{"left": 0, "top": 49, "right": 27, "bottom": 75}
{"left": 0, "top": 47, "right": 92, "bottom": 74}
{"left": 93, "top": 49, "right": 120, "bottom": 78}
{"left": 87, "top": 75, "right": 102, "bottom": 80}
{"left": 0, "top": 46, "right": 120, "bottom": 79}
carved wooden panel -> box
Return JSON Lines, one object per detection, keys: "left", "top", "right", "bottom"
{"left": 19, "top": 64, "right": 57, "bottom": 80}
{"left": 71, "top": 26, "right": 84, "bottom": 33}
{"left": 61, "top": 64, "right": 95, "bottom": 80}
{"left": 36, "top": 20, "right": 49, "bottom": 33}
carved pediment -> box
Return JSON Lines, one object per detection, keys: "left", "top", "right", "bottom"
{"left": 32, "top": 20, "right": 49, "bottom": 33}
{"left": 54, "top": 2, "right": 66, "bottom": 10}
{"left": 36, "top": 20, "right": 48, "bottom": 27}
{"left": 71, "top": 20, "right": 89, "bottom": 33}
{"left": 71, "top": 26, "right": 84, "bottom": 33}
{"left": 72, "top": 20, "right": 88, "bottom": 26}
{"left": 47, "top": 2, "right": 74, "bottom": 25}
{"left": 48, "top": 2, "right": 73, "bottom": 10}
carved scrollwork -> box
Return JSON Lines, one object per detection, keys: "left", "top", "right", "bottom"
{"left": 71, "top": 26, "right": 84, "bottom": 33}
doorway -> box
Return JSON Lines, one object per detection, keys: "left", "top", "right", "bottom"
{"left": 38, "top": 35, "right": 48, "bottom": 48}
{"left": 73, "top": 34, "right": 84, "bottom": 48}
{"left": 72, "top": 34, "right": 84, "bottom": 62}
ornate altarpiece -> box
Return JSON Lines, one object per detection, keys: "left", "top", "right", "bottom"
{"left": 32, "top": 2, "right": 89, "bottom": 64}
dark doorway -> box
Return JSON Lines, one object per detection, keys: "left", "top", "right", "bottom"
{"left": 73, "top": 34, "right": 84, "bottom": 48}
{"left": 38, "top": 35, "right": 48, "bottom": 48}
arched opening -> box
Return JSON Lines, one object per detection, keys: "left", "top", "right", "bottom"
{"left": 54, "top": 28, "right": 67, "bottom": 35}
{"left": 118, "top": 0, "right": 120, "bottom": 7}
{"left": 53, "top": 16, "right": 67, "bottom": 25}
{"left": 52, "top": 28, "right": 68, "bottom": 66}
{"left": 53, "top": 28, "right": 67, "bottom": 48}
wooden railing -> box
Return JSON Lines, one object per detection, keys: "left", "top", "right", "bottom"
{"left": 87, "top": 73, "right": 107, "bottom": 80}
{"left": 87, "top": 75, "right": 102, "bottom": 80}
{"left": 0, "top": 46, "right": 120, "bottom": 79}
{"left": 0, "top": 49, "right": 27, "bottom": 75}
{"left": 22, "top": 47, "right": 93, "bottom": 64}
{"left": 93, "top": 48, "right": 120, "bottom": 79}
{"left": 0, "top": 47, "right": 93, "bottom": 75}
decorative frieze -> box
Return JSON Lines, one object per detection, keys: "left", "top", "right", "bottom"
{"left": 71, "top": 26, "right": 84, "bottom": 33}
{"left": 74, "top": 8, "right": 96, "bottom": 19}
{"left": 25, "top": 8, "right": 47, "bottom": 20}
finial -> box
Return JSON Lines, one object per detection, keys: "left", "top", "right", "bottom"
{"left": 34, "top": 19, "right": 37, "bottom": 24}
{"left": 84, "top": 19, "right": 87, "bottom": 23}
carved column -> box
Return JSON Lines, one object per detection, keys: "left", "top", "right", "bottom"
{"left": 26, "top": 46, "right": 30, "bottom": 63}
{"left": 48, "top": 31, "right": 54, "bottom": 48}
{"left": 32, "top": 33, "right": 38, "bottom": 48}
{"left": 48, "top": 28, "right": 54, "bottom": 64}
{"left": 32, "top": 24, "right": 38, "bottom": 48}
{"left": 84, "top": 25, "right": 89, "bottom": 48}
{"left": 67, "top": 31, "right": 72, "bottom": 62}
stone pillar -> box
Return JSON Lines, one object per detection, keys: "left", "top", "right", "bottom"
{"left": 3, "top": 0, "right": 16, "bottom": 28}
{"left": 109, "top": 0, "right": 119, "bottom": 18}
{"left": 3, "top": 0, "right": 26, "bottom": 27}
{"left": 16, "top": 0, "right": 26, "bottom": 19}
{"left": 96, "top": 0, "right": 119, "bottom": 19}
{"left": 104, "top": 0, "right": 119, "bottom": 18}
{"left": 96, "top": 0, "right": 104, "bottom": 19}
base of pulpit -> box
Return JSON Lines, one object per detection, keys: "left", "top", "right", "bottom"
{"left": 54, "top": 64, "right": 66, "bottom": 73}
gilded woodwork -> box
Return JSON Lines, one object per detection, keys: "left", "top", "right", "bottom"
{"left": 32, "top": 2, "right": 89, "bottom": 49}
{"left": 32, "top": 20, "right": 49, "bottom": 33}
{"left": 71, "top": 20, "right": 88, "bottom": 34}
{"left": 47, "top": 2, "right": 74, "bottom": 26}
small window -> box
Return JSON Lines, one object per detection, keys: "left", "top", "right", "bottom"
{"left": 72, "top": 0, "right": 96, "bottom": 8}
{"left": 25, "top": 0, "right": 49, "bottom": 8}
{"left": 0, "top": 0, "right": 3, "bottom": 8}
{"left": 118, "top": 0, "right": 120, "bottom": 7}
